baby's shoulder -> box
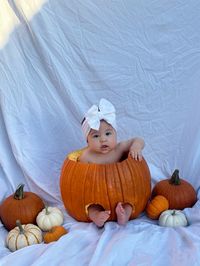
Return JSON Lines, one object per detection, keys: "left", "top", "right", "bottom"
{"left": 116, "top": 139, "right": 130, "bottom": 150}
{"left": 78, "top": 147, "right": 92, "bottom": 162}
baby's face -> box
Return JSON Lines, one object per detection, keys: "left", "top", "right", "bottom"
{"left": 87, "top": 120, "right": 117, "bottom": 154}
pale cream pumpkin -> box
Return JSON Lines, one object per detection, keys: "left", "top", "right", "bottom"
{"left": 36, "top": 206, "right": 64, "bottom": 231}
{"left": 158, "top": 210, "right": 188, "bottom": 227}
{"left": 6, "top": 220, "right": 43, "bottom": 252}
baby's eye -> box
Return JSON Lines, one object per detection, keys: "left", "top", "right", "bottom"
{"left": 106, "top": 131, "right": 112, "bottom": 136}
{"left": 92, "top": 134, "right": 99, "bottom": 138}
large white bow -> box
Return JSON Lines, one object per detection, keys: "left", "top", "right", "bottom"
{"left": 82, "top": 98, "right": 117, "bottom": 138}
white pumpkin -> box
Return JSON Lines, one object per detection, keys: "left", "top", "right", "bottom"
{"left": 36, "top": 206, "right": 64, "bottom": 231}
{"left": 6, "top": 220, "right": 43, "bottom": 252}
{"left": 158, "top": 209, "right": 188, "bottom": 227}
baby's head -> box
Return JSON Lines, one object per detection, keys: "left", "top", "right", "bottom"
{"left": 81, "top": 99, "right": 117, "bottom": 152}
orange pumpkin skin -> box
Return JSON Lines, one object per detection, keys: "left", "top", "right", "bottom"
{"left": 0, "top": 184, "right": 45, "bottom": 231}
{"left": 152, "top": 170, "right": 197, "bottom": 210}
{"left": 44, "top": 226, "right": 68, "bottom": 243}
{"left": 146, "top": 195, "right": 169, "bottom": 220}
{"left": 60, "top": 154, "right": 151, "bottom": 222}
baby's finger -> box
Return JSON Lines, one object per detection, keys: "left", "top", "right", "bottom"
{"left": 131, "top": 151, "right": 138, "bottom": 160}
{"left": 135, "top": 153, "right": 139, "bottom": 160}
{"left": 138, "top": 153, "right": 143, "bottom": 161}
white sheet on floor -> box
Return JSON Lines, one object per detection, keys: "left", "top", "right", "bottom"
{"left": 0, "top": 1, "right": 200, "bottom": 265}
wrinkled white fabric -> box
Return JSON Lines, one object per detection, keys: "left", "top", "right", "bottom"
{"left": 0, "top": 0, "right": 200, "bottom": 265}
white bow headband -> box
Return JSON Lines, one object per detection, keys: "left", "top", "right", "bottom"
{"left": 82, "top": 98, "right": 117, "bottom": 138}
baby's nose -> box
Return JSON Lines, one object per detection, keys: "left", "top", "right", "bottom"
{"left": 100, "top": 136, "right": 106, "bottom": 142}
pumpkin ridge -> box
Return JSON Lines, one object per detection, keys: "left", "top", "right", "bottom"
{"left": 125, "top": 158, "right": 136, "bottom": 215}
{"left": 128, "top": 159, "right": 141, "bottom": 216}
{"left": 83, "top": 163, "right": 95, "bottom": 220}
{"left": 116, "top": 162, "right": 124, "bottom": 204}
{"left": 134, "top": 161, "right": 144, "bottom": 214}
{"left": 26, "top": 226, "right": 42, "bottom": 232}
{"left": 142, "top": 160, "right": 151, "bottom": 198}
{"left": 83, "top": 163, "right": 91, "bottom": 220}
{"left": 104, "top": 164, "right": 113, "bottom": 217}
{"left": 136, "top": 162, "right": 147, "bottom": 213}
{"left": 136, "top": 159, "right": 151, "bottom": 215}
{"left": 7, "top": 235, "right": 13, "bottom": 243}
{"left": 73, "top": 161, "right": 86, "bottom": 220}
{"left": 62, "top": 160, "right": 76, "bottom": 218}
{"left": 86, "top": 164, "right": 96, "bottom": 218}
{"left": 15, "top": 235, "right": 19, "bottom": 251}
{"left": 109, "top": 163, "right": 124, "bottom": 220}
{"left": 27, "top": 231, "right": 40, "bottom": 244}
{"left": 68, "top": 161, "right": 78, "bottom": 217}
{"left": 91, "top": 164, "right": 97, "bottom": 212}
{"left": 1, "top": 200, "right": 13, "bottom": 228}
{"left": 23, "top": 226, "right": 30, "bottom": 246}
{"left": 97, "top": 164, "right": 109, "bottom": 212}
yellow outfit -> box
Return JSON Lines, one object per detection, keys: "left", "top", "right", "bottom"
{"left": 67, "top": 148, "right": 86, "bottom": 161}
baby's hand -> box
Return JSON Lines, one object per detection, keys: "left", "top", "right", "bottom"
{"left": 130, "top": 146, "right": 143, "bottom": 161}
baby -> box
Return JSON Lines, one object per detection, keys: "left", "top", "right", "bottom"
{"left": 79, "top": 98, "right": 144, "bottom": 227}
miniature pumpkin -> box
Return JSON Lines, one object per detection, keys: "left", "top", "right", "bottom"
{"left": 146, "top": 195, "right": 169, "bottom": 220}
{"left": 43, "top": 225, "right": 68, "bottom": 243}
{"left": 158, "top": 210, "right": 188, "bottom": 227}
{"left": 60, "top": 151, "right": 151, "bottom": 222}
{"left": 0, "top": 184, "right": 45, "bottom": 230}
{"left": 6, "top": 220, "right": 43, "bottom": 252}
{"left": 36, "top": 206, "right": 64, "bottom": 231}
{"left": 152, "top": 169, "right": 197, "bottom": 210}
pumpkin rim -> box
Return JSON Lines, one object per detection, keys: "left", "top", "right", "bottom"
{"left": 68, "top": 149, "right": 135, "bottom": 166}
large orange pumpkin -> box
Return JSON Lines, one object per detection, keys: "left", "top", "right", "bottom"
{"left": 152, "top": 169, "right": 197, "bottom": 210}
{"left": 0, "top": 184, "right": 44, "bottom": 230}
{"left": 60, "top": 151, "right": 151, "bottom": 222}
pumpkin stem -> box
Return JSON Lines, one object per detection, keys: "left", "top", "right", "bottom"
{"left": 16, "top": 220, "right": 25, "bottom": 234}
{"left": 172, "top": 210, "right": 176, "bottom": 215}
{"left": 169, "top": 169, "right": 181, "bottom": 185}
{"left": 45, "top": 205, "right": 50, "bottom": 215}
{"left": 14, "top": 184, "right": 25, "bottom": 200}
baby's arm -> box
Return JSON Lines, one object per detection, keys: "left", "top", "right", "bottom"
{"left": 118, "top": 137, "right": 144, "bottom": 161}
{"left": 129, "top": 137, "right": 144, "bottom": 161}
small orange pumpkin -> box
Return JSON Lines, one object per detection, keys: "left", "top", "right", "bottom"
{"left": 146, "top": 195, "right": 169, "bottom": 220}
{"left": 60, "top": 152, "right": 151, "bottom": 222}
{"left": 0, "top": 184, "right": 44, "bottom": 230}
{"left": 43, "top": 226, "right": 68, "bottom": 243}
{"left": 152, "top": 169, "right": 197, "bottom": 210}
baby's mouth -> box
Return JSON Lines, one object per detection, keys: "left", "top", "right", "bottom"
{"left": 101, "top": 145, "right": 108, "bottom": 149}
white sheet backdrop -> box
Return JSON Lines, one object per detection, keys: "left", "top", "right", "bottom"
{"left": 0, "top": 0, "right": 200, "bottom": 265}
